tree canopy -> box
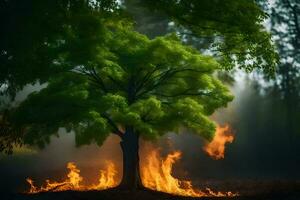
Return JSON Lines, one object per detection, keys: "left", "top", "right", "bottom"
{"left": 0, "top": 0, "right": 278, "bottom": 153}
{"left": 141, "top": 0, "right": 279, "bottom": 75}
{"left": 0, "top": 0, "right": 118, "bottom": 98}
{"left": 12, "top": 23, "right": 233, "bottom": 148}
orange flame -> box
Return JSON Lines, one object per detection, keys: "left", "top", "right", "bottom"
{"left": 141, "top": 149, "right": 237, "bottom": 197}
{"left": 26, "top": 130, "right": 237, "bottom": 197}
{"left": 92, "top": 161, "right": 117, "bottom": 190}
{"left": 203, "top": 124, "right": 234, "bottom": 160}
{"left": 26, "top": 161, "right": 118, "bottom": 193}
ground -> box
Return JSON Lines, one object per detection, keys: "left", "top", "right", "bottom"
{"left": 3, "top": 183, "right": 300, "bottom": 200}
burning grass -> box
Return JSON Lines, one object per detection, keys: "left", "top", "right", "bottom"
{"left": 26, "top": 149, "right": 237, "bottom": 197}
{"left": 15, "top": 181, "right": 300, "bottom": 200}
{"left": 26, "top": 161, "right": 118, "bottom": 193}
{"left": 141, "top": 149, "right": 237, "bottom": 197}
{"left": 25, "top": 125, "right": 237, "bottom": 197}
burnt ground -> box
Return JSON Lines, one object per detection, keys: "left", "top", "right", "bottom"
{"left": 2, "top": 181, "right": 300, "bottom": 200}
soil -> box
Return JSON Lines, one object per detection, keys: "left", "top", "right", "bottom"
{"left": 2, "top": 180, "right": 300, "bottom": 200}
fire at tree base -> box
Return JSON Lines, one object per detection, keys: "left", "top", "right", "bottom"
{"left": 26, "top": 150, "right": 237, "bottom": 197}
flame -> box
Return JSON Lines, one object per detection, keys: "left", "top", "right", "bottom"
{"left": 203, "top": 124, "right": 234, "bottom": 160}
{"left": 26, "top": 153, "right": 237, "bottom": 197}
{"left": 26, "top": 128, "right": 237, "bottom": 197}
{"left": 92, "top": 161, "right": 117, "bottom": 190}
{"left": 26, "top": 161, "right": 118, "bottom": 193}
{"left": 140, "top": 149, "right": 237, "bottom": 197}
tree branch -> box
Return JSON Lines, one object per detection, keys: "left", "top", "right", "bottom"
{"left": 107, "top": 75, "right": 127, "bottom": 91}
{"left": 71, "top": 67, "right": 108, "bottom": 93}
{"left": 152, "top": 90, "right": 213, "bottom": 98}
{"left": 100, "top": 112, "right": 123, "bottom": 138}
{"left": 136, "top": 68, "right": 211, "bottom": 98}
{"left": 89, "top": 68, "right": 108, "bottom": 92}
{"left": 135, "top": 65, "right": 161, "bottom": 95}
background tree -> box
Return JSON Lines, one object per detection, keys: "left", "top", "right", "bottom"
{"left": 122, "top": 0, "right": 170, "bottom": 38}
{"left": 269, "top": 0, "right": 300, "bottom": 145}
{"left": 125, "top": 0, "right": 280, "bottom": 84}
{"left": 254, "top": 0, "right": 300, "bottom": 148}
{"left": 0, "top": 0, "right": 118, "bottom": 97}
{"left": 142, "top": 0, "right": 279, "bottom": 75}
{"left": 0, "top": 0, "right": 119, "bottom": 152}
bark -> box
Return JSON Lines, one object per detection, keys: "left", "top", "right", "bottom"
{"left": 118, "top": 126, "right": 143, "bottom": 190}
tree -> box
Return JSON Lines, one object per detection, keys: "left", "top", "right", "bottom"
{"left": 257, "top": 0, "right": 300, "bottom": 145}
{"left": 141, "top": 0, "right": 279, "bottom": 75}
{"left": 0, "top": 0, "right": 118, "bottom": 98}
{"left": 1, "top": 0, "right": 277, "bottom": 190}
{"left": 270, "top": 0, "right": 300, "bottom": 143}
{"left": 0, "top": 0, "right": 119, "bottom": 152}
{"left": 11, "top": 23, "right": 233, "bottom": 189}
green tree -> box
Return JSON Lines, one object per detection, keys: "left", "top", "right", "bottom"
{"left": 12, "top": 23, "right": 233, "bottom": 188}
{"left": 0, "top": 0, "right": 118, "bottom": 152}
{"left": 1, "top": 0, "right": 278, "bottom": 190}
{"left": 143, "top": 0, "right": 279, "bottom": 75}
{"left": 0, "top": 0, "right": 118, "bottom": 98}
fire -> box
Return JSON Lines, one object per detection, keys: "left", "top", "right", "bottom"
{"left": 26, "top": 152, "right": 237, "bottom": 197}
{"left": 94, "top": 161, "right": 117, "bottom": 190}
{"left": 140, "top": 149, "right": 237, "bottom": 197}
{"left": 26, "top": 126, "right": 237, "bottom": 197}
{"left": 26, "top": 161, "right": 118, "bottom": 193}
{"left": 203, "top": 124, "right": 234, "bottom": 160}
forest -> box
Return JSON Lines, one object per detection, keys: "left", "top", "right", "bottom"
{"left": 0, "top": 0, "right": 299, "bottom": 200}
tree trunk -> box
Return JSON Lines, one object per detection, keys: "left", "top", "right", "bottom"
{"left": 118, "top": 126, "right": 143, "bottom": 190}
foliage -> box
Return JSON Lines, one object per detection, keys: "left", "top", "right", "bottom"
{"left": 257, "top": 0, "right": 300, "bottom": 140}
{"left": 269, "top": 0, "right": 300, "bottom": 100}
{"left": 0, "top": 0, "right": 279, "bottom": 152}
{"left": 11, "top": 23, "right": 233, "bottom": 147}
{"left": 0, "top": 0, "right": 119, "bottom": 98}
{"left": 142, "top": 0, "right": 279, "bottom": 76}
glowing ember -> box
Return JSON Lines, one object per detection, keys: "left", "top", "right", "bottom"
{"left": 141, "top": 149, "right": 237, "bottom": 197}
{"left": 26, "top": 161, "right": 118, "bottom": 193}
{"left": 203, "top": 124, "right": 234, "bottom": 160}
